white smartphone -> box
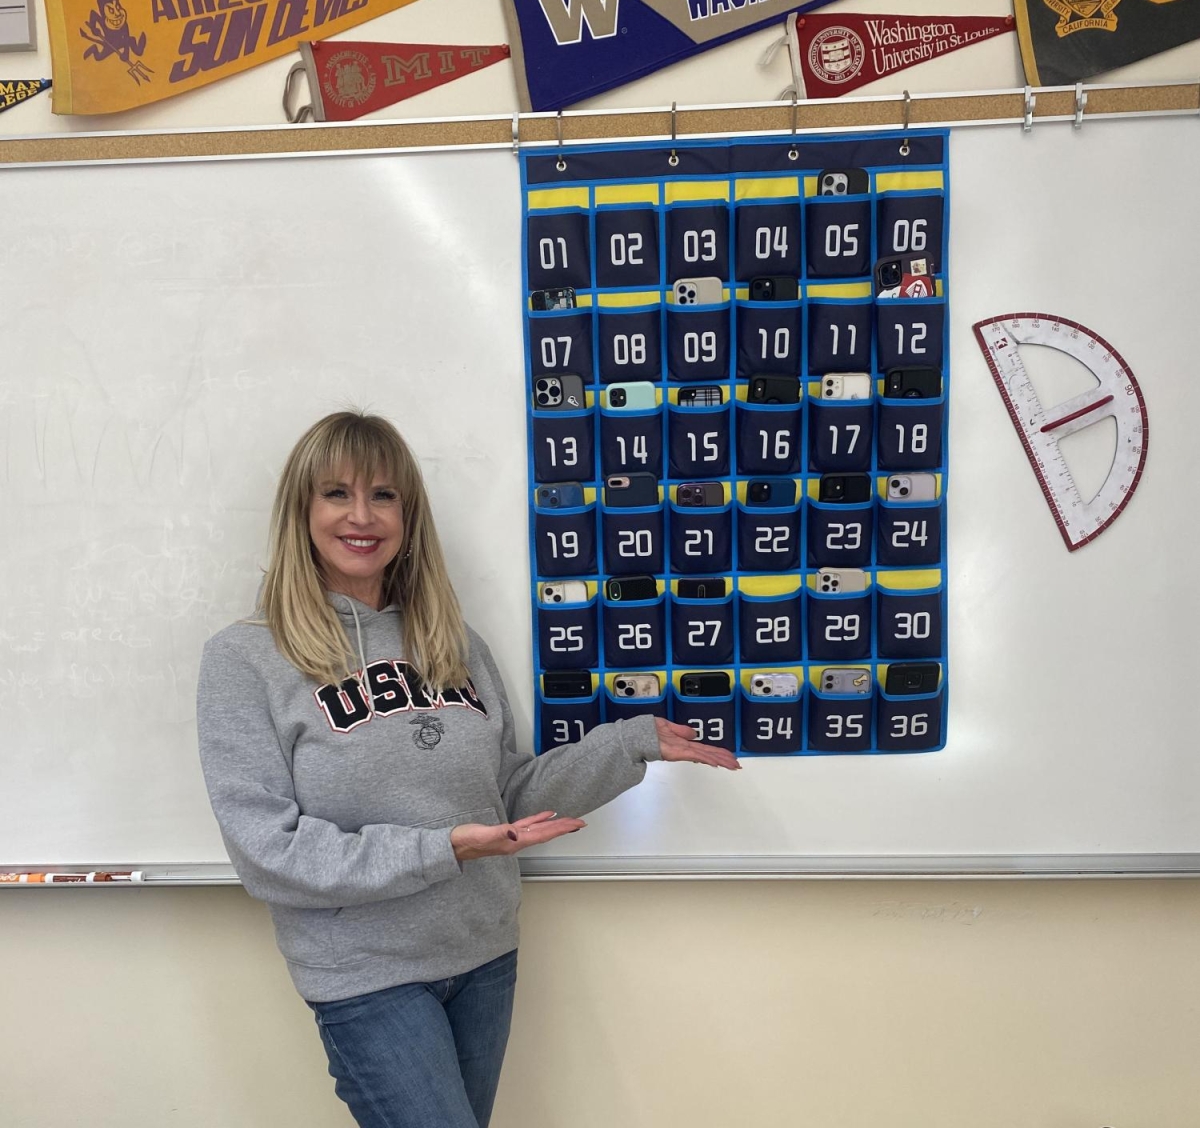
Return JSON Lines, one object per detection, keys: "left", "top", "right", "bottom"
{"left": 613, "top": 673, "right": 661, "bottom": 698}
{"left": 540, "top": 581, "right": 588, "bottom": 605}
{"left": 821, "top": 667, "right": 873, "bottom": 695}
{"left": 816, "top": 568, "right": 867, "bottom": 594}
{"left": 886, "top": 473, "right": 938, "bottom": 502}
{"left": 821, "top": 372, "right": 872, "bottom": 401}
{"left": 750, "top": 672, "right": 799, "bottom": 697}
{"left": 673, "top": 277, "right": 724, "bottom": 306}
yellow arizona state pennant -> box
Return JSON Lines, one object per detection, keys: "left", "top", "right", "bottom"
{"left": 45, "top": 0, "right": 423, "bottom": 115}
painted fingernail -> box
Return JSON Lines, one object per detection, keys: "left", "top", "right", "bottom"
{"left": 507, "top": 830, "right": 519, "bottom": 841}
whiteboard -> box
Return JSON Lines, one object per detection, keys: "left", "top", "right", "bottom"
{"left": 1, "top": 117, "right": 1196, "bottom": 874}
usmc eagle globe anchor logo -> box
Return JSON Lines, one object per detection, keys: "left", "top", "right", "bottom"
{"left": 410, "top": 715, "right": 445, "bottom": 749}
{"left": 808, "top": 26, "right": 866, "bottom": 86}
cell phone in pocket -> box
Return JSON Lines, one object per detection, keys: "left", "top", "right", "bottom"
{"left": 673, "top": 277, "right": 724, "bottom": 306}
{"left": 749, "top": 276, "right": 799, "bottom": 302}
{"left": 746, "top": 478, "right": 797, "bottom": 507}
{"left": 749, "top": 672, "right": 799, "bottom": 697}
{"left": 612, "top": 673, "right": 661, "bottom": 699}
{"left": 818, "top": 474, "right": 871, "bottom": 504}
{"left": 820, "top": 667, "right": 872, "bottom": 695}
{"left": 535, "top": 483, "right": 584, "bottom": 509}
{"left": 747, "top": 375, "right": 801, "bottom": 404}
{"left": 607, "top": 381, "right": 657, "bottom": 411}
{"left": 820, "top": 372, "right": 872, "bottom": 401}
{"left": 818, "top": 168, "right": 869, "bottom": 196}
{"left": 604, "top": 574, "right": 658, "bottom": 602}
{"left": 604, "top": 473, "right": 659, "bottom": 507}
{"left": 885, "top": 662, "right": 940, "bottom": 695}
{"left": 533, "top": 374, "right": 586, "bottom": 411}
{"left": 676, "top": 577, "right": 726, "bottom": 599}
{"left": 543, "top": 670, "right": 593, "bottom": 699}
{"left": 677, "top": 385, "right": 724, "bottom": 407}
{"left": 530, "top": 287, "right": 576, "bottom": 312}
{"left": 679, "top": 671, "right": 732, "bottom": 697}
{"left": 884, "top": 366, "right": 942, "bottom": 399}
{"left": 816, "top": 568, "right": 867, "bottom": 594}
{"left": 874, "top": 254, "right": 935, "bottom": 298}
{"left": 676, "top": 482, "right": 725, "bottom": 507}
{"left": 886, "top": 473, "right": 938, "bottom": 502}
{"left": 540, "top": 581, "right": 588, "bottom": 605}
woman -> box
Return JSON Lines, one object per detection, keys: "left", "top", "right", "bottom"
{"left": 196, "top": 410, "right": 739, "bottom": 1128}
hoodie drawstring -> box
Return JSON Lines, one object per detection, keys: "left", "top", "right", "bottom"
{"left": 349, "top": 600, "right": 376, "bottom": 718}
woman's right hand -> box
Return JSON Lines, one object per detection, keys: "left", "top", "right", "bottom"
{"left": 450, "top": 810, "right": 585, "bottom": 862}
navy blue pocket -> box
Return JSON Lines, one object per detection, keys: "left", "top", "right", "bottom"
{"left": 599, "top": 406, "right": 663, "bottom": 478}
{"left": 601, "top": 503, "right": 665, "bottom": 575}
{"left": 735, "top": 300, "right": 803, "bottom": 378}
{"left": 806, "top": 299, "right": 873, "bottom": 374}
{"left": 604, "top": 686, "right": 668, "bottom": 724}
{"left": 671, "top": 688, "right": 735, "bottom": 749}
{"left": 876, "top": 584, "right": 944, "bottom": 660}
{"left": 876, "top": 501, "right": 943, "bottom": 567}
{"left": 877, "top": 396, "right": 945, "bottom": 470}
{"left": 876, "top": 298, "right": 945, "bottom": 371}
{"left": 670, "top": 594, "right": 735, "bottom": 665}
{"left": 601, "top": 595, "right": 667, "bottom": 668}
{"left": 597, "top": 304, "right": 662, "bottom": 383}
{"left": 736, "top": 401, "right": 802, "bottom": 475}
{"left": 806, "top": 588, "right": 872, "bottom": 662}
{"left": 805, "top": 197, "right": 871, "bottom": 278}
{"left": 877, "top": 683, "right": 945, "bottom": 752}
{"left": 668, "top": 502, "right": 733, "bottom": 575}
{"left": 667, "top": 303, "right": 730, "bottom": 382}
{"left": 534, "top": 504, "right": 597, "bottom": 577}
{"left": 536, "top": 598, "right": 599, "bottom": 671}
{"left": 528, "top": 210, "right": 591, "bottom": 290}
{"left": 529, "top": 310, "right": 594, "bottom": 382}
{"left": 806, "top": 499, "right": 873, "bottom": 568}
{"left": 532, "top": 409, "right": 595, "bottom": 484}
{"left": 737, "top": 501, "right": 802, "bottom": 572}
{"left": 876, "top": 192, "right": 944, "bottom": 265}
{"left": 737, "top": 588, "right": 803, "bottom": 664}
{"left": 808, "top": 397, "right": 873, "bottom": 473}
{"left": 807, "top": 686, "right": 874, "bottom": 753}
{"left": 537, "top": 690, "right": 601, "bottom": 754}
{"left": 666, "top": 203, "right": 730, "bottom": 282}
{"left": 668, "top": 403, "right": 731, "bottom": 478}
{"left": 734, "top": 200, "right": 801, "bottom": 280}
{"left": 595, "top": 207, "right": 660, "bottom": 288}
{"left": 739, "top": 687, "right": 803, "bottom": 754}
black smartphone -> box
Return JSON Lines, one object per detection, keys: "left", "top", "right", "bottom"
{"left": 677, "top": 385, "right": 724, "bottom": 407}
{"left": 746, "top": 478, "right": 797, "bottom": 507}
{"left": 604, "top": 574, "right": 658, "bottom": 601}
{"left": 874, "top": 254, "right": 935, "bottom": 298}
{"left": 885, "top": 663, "right": 941, "bottom": 695}
{"left": 543, "top": 670, "right": 592, "bottom": 698}
{"left": 532, "top": 374, "right": 586, "bottom": 411}
{"left": 676, "top": 482, "right": 724, "bottom": 507}
{"left": 676, "top": 577, "right": 726, "bottom": 599}
{"left": 679, "top": 671, "right": 732, "bottom": 697}
{"left": 818, "top": 168, "right": 869, "bottom": 196}
{"left": 531, "top": 287, "right": 576, "bottom": 311}
{"left": 884, "top": 367, "right": 942, "bottom": 399}
{"left": 747, "top": 375, "right": 800, "bottom": 404}
{"left": 535, "top": 482, "right": 584, "bottom": 509}
{"left": 818, "top": 474, "right": 871, "bottom": 504}
{"left": 749, "top": 276, "right": 799, "bottom": 302}
{"left": 604, "top": 473, "right": 659, "bottom": 507}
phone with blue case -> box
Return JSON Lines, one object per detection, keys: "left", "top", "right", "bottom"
{"left": 536, "top": 482, "right": 584, "bottom": 509}
{"left": 746, "top": 478, "right": 797, "bottom": 507}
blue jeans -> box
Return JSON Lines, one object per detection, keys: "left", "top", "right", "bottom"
{"left": 309, "top": 949, "right": 518, "bottom": 1128}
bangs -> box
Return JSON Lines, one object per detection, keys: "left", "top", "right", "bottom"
{"left": 304, "top": 415, "right": 405, "bottom": 492}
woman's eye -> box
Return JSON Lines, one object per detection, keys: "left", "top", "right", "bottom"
{"left": 374, "top": 490, "right": 399, "bottom": 502}
{"left": 323, "top": 488, "right": 348, "bottom": 499}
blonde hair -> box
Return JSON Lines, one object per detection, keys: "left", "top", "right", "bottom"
{"left": 259, "top": 411, "right": 470, "bottom": 690}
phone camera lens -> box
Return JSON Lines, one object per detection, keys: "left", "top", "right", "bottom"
{"left": 611, "top": 390, "right": 626, "bottom": 407}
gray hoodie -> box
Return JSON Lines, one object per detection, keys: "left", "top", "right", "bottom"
{"left": 196, "top": 595, "right": 660, "bottom": 1002}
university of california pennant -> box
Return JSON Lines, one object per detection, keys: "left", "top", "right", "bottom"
{"left": 297, "top": 40, "right": 510, "bottom": 121}
{"left": 44, "top": 0, "right": 425, "bottom": 115}
{"left": 0, "top": 79, "right": 51, "bottom": 114}
{"left": 502, "top": 0, "right": 838, "bottom": 112}
{"left": 782, "top": 12, "right": 1014, "bottom": 99}
{"left": 1014, "top": 0, "right": 1200, "bottom": 85}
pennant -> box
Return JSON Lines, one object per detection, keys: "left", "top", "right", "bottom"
{"left": 0, "top": 78, "right": 51, "bottom": 114}
{"left": 297, "top": 40, "right": 510, "bottom": 121}
{"left": 44, "top": 0, "right": 423, "bottom": 115}
{"left": 502, "top": 0, "right": 838, "bottom": 112}
{"left": 1015, "top": 0, "right": 1200, "bottom": 85}
{"left": 782, "top": 12, "right": 1014, "bottom": 99}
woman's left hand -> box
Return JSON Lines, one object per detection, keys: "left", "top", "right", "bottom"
{"left": 653, "top": 717, "right": 740, "bottom": 771}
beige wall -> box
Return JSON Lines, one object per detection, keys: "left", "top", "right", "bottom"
{"left": 3, "top": 879, "right": 1199, "bottom": 1127}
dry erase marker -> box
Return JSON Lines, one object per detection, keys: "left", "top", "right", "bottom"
{"left": 0, "top": 871, "right": 144, "bottom": 884}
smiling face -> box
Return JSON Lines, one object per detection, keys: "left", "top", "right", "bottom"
{"left": 308, "top": 468, "right": 404, "bottom": 610}
{"left": 102, "top": 0, "right": 126, "bottom": 29}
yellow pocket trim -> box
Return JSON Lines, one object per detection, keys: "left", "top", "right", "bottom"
{"left": 876, "top": 569, "right": 942, "bottom": 591}
{"left": 597, "top": 290, "right": 660, "bottom": 308}
{"left": 665, "top": 180, "right": 731, "bottom": 203}
{"left": 806, "top": 282, "right": 872, "bottom": 299}
{"left": 875, "top": 171, "right": 944, "bottom": 193}
{"left": 737, "top": 575, "right": 802, "bottom": 597}
{"left": 735, "top": 176, "right": 800, "bottom": 201}
{"left": 527, "top": 187, "right": 589, "bottom": 210}
{"left": 596, "top": 184, "right": 660, "bottom": 206}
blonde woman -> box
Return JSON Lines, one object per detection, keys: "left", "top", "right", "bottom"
{"left": 196, "top": 411, "right": 738, "bottom": 1128}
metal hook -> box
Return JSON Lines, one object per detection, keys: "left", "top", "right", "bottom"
{"left": 555, "top": 110, "right": 567, "bottom": 171}
{"left": 1023, "top": 85, "right": 1036, "bottom": 133}
{"left": 668, "top": 101, "right": 679, "bottom": 167}
{"left": 788, "top": 91, "right": 799, "bottom": 161}
{"left": 899, "top": 90, "right": 911, "bottom": 157}
{"left": 1073, "top": 81, "right": 1087, "bottom": 129}
{"left": 282, "top": 62, "right": 313, "bottom": 124}
{"left": 512, "top": 113, "right": 520, "bottom": 156}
